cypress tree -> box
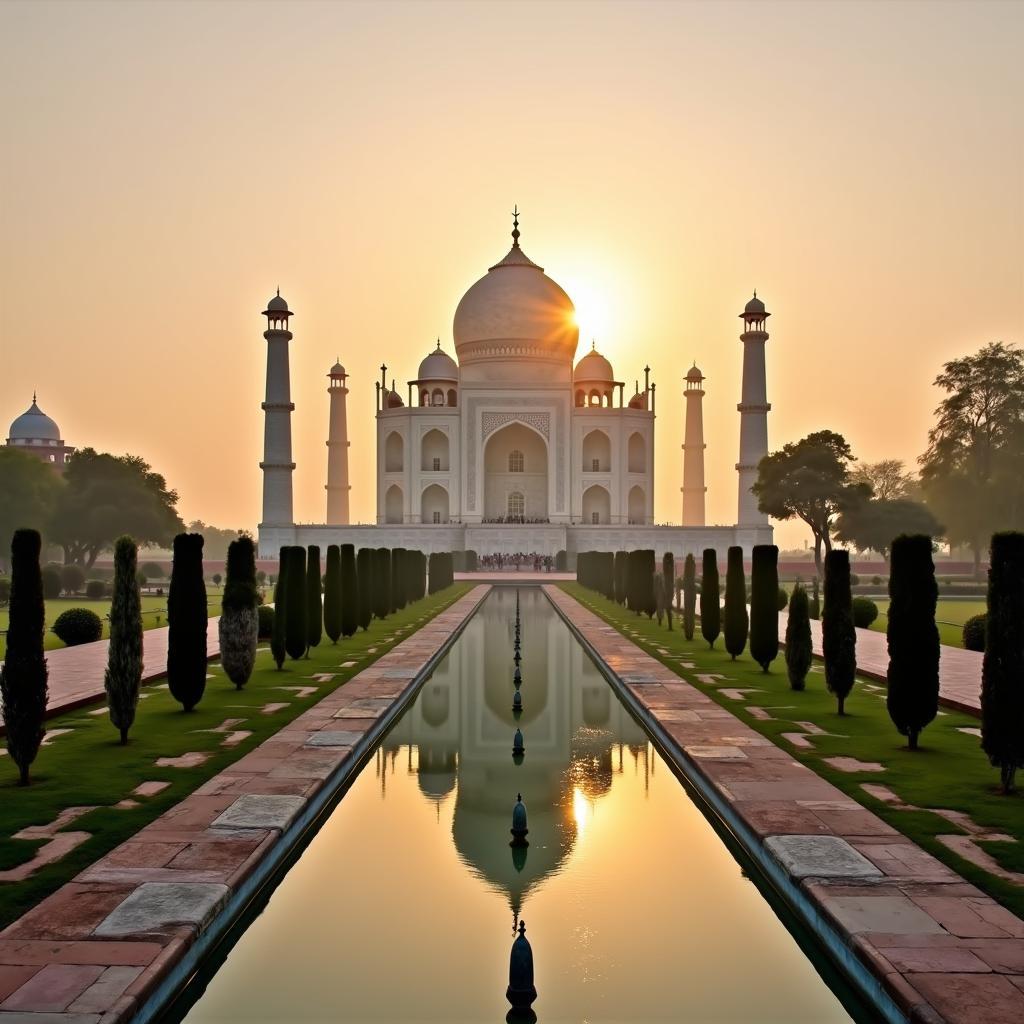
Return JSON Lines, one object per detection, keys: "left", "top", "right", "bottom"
{"left": 981, "top": 532, "right": 1024, "bottom": 793}
{"left": 654, "top": 572, "right": 666, "bottom": 625}
{"left": 391, "top": 548, "right": 406, "bottom": 612}
{"left": 700, "top": 549, "right": 720, "bottom": 649}
{"left": 323, "top": 544, "right": 342, "bottom": 643}
{"left": 822, "top": 549, "right": 856, "bottom": 715}
{"left": 306, "top": 545, "right": 322, "bottom": 654}
{"left": 785, "top": 583, "right": 812, "bottom": 691}
{"left": 270, "top": 547, "right": 288, "bottom": 669}
{"left": 886, "top": 534, "right": 940, "bottom": 750}
{"left": 809, "top": 577, "right": 820, "bottom": 620}
{"left": 750, "top": 544, "right": 780, "bottom": 672}
{"left": 375, "top": 548, "right": 392, "bottom": 617}
{"left": 614, "top": 551, "right": 627, "bottom": 605}
{"left": 105, "top": 534, "right": 143, "bottom": 742}
{"left": 1, "top": 529, "right": 48, "bottom": 784}
{"left": 356, "top": 547, "right": 373, "bottom": 629}
{"left": 428, "top": 552, "right": 443, "bottom": 595}
{"left": 219, "top": 535, "right": 259, "bottom": 690}
{"left": 285, "top": 546, "right": 307, "bottom": 660}
{"left": 167, "top": 532, "right": 208, "bottom": 712}
{"left": 662, "top": 552, "right": 675, "bottom": 630}
{"left": 682, "top": 553, "right": 696, "bottom": 640}
{"left": 637, "top": 550, "right": 656, "bottom": 617}
{"left": 340, "top": 543, "right": 358, "bottom": 637}
{"left": 723, "top": 546, "right": 749, "bottom": 661}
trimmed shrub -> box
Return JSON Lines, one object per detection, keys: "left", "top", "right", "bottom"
{"left": 391, "top": 548, "right": 407, "bottom": 612}
{"left": 465, "top": 550, "right": 478, "bottom": 572}
{"left": 750, "top": 545, "right": 779, "bottom": 672}
{"left": 285, "top": 546, "right": 308, "bottom": 660}
{"left": 682, "top": 554, "right": 696, "bottom": 640}
{"left": 662, "top": 553, "right": 674, "bottom": 630}
{"left": 871, "top": 575, "right": 883, "bottom": 586}
{"left": 105, "top": 535, "right": 143, "bottom": 743}
{"left": 809, "top": 577, "right": 820, "bottom": 620}
{"left": 963, "top": 614, "right": 986, "bottom": 652}
{"left": 626, "top": 550, "right": 655, "bottom": 617}
{"left": 86, "top": 579, "right": 107, "bottom": 600}
{"left": 141, "top": 561, "right": 164, "bottom": 579}
{"left": 41, "top": 565, "right": 62, "bottom": 600}
{"left": 167, "top": 532, "right": 208, "bottom": 712}
{"left": 852, "top": 597, "right": 879, "bottom": 629}
{"left": 981, "top": 532, "right": 1024, "bottom": 793}
{"left": 270, "top": 547, "right": 288, "bottom": 669}
{"left": 785, "top": 583, "right": 812, "bottom": 691}
{"left": 405, "top": 549, "right": 426, "bottom": 604}
{"left": 373, "top": 548, "right": 391, "bottom": 616}
{"left": 356, "top": 547, "right": 374, "bottom": 629}
{"left": 212, "top": 573, "right": 222, "bottom": 587}
{"left": 219, "top": 535, "right": 259, "bottom": 689}
{"left": 700, "top": 549, "right": 720, "bottom": 649}
{"left": 0, "top": 529, "right": 48, "bottom": 784}
{"left": 850, "top": 573, "right": 861, "bottom": 586}
{"left": 257, "top": 604, "right": 275, "bottom": 640}
{"left": 340, "top": 544, "right": 358, "bottom": 637}
{"left": 823, "top": 550, "right": 856, "bottom": 715}
{"left": 0, "top": 579, "right": 10, "bottom": 606}
{"left": 886, "top": 534, "right": 940, "bottom": 750}
{"left": 323, "top": 545, "right": 342, "bottom": 643}
{"left": 723, "top": 546, "right": 748, "bottom": 661}
{"left": 60, "top": 564, "right": 85, "bottom": 595}
{"left": 555, "top": 550, "right": 567, "bottom": 571}
{"left": 777, "top": 586, "right": 789, "bottom": 611}
{"left": 614, "top": 551, "right": 627, "bottom": 605}
{"left": 306, "top": 545, "right": 322, "bottom": 652}
{"left": 53, "top": 607, "right": 103, "bottom": 646}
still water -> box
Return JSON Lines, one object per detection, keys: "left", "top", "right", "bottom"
{"left": 182, "top": 588, "right": 854, "bottom": 1023}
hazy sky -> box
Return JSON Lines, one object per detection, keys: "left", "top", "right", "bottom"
{"left": 3, "top": 0, "right": 1022, "bottom": 548}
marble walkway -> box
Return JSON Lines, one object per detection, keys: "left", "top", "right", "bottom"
{"left": 0, "top": 586, "right": 488, "bottom": 1022}
{"left": 547, "top": 585, "right": 1023, "bottom": 1024}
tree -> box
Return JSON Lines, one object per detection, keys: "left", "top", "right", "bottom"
{"left": 392, "top": 548, "right": 407, "bottom": 612}
{"left": 185, "top": 521, "right": 247, "bottom": 562}
{"left": 809, "top": 576, "right": 820, "bottom": 620}
{"left": 661, "top": 553, "right": 674, "bottom": 630}
{"left": 0, "top": 448, "right": 62, "bottom": 569}
{"left": 920, "top": 343, "right": 1024, "bottom": 577}
{"left": 614, "top": 551, "right": 627, "bottom": 605}
{"left": 323, "top": 545, "right": 342, "bottom": 643}
{"left": 752, "top": 430, "right": 870, "bottom": 578}
{"left": 785, "top": 583, "right": 812, "bottom": 691}
{"left": 270, "top": 547, "right": 288, "bottom": 670}
{"left": 886, "top": 534, "right": 940, "bottom": 750}
{"left": 356, "top": 547, "right": 373, "bottom": 629}
{"left": 340, "top": 543, "right": 358, "bottom": 637}
{"left": 305, "top": 545, "right": 322, "bottom": 654}
{"left": 835, "top": 498, "right": 943, "bottom": 560}
{"left": 981, "top": 532, "right": 1024, "bottom": 793}
{"left": 630, "top": 550, "right": 655, "bottom": 617}
{"left": 822, "top": 550, "right": 856, "bottom": 715}
{"left": 60, "top": 563, "right": 85, "bottom": 595}
{"left": 700, "top": 549, "right": 720, "bottom": 649}
{"left": 219, "top": 535, "right": 259, "bottom": 690}
{"left": 850, "top": 459, "right": 918, "bottom": 501}
{"left": 0, "top": 529, "right": 48, "bottom": 784}
{"left": 681, "top": 553, "right": 696, "bottom": 640}
{"left": 105, "top": 535, "right": 143, "bottom": 743}
{"left": 376, "top": 548, "right": 393, "bottom": 615}
{"left": 49, "top": 449, "right": 183, "bottom": 567}
{"left": 285, "top": 546, "right": 307, "bottom": 660}
{"left": 750, "top": 545, "right": 779, "bottom": 672}
{"left": 41, "top": 565, "right": 62, "bottom": 599}
{"left": 167, "top": 532, "right": 207, "bottom": 712}
{"left": 723, "top": 546, "right": 748, "bottom": 661}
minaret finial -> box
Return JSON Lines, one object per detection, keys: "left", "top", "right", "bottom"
{"left": 32, "top": 390, "right": 37, "bottom": 404}
{"left": 753, "top": 288, "right": 757, "bottom": 298}
{"left": 591, "top": 339, "right": 596, "bottom": 351}
{"left": 511, "top": 205, "right": 520, "bottom": 248}
{"left": 276, "top": 286, "right": 280, "bottom": 297}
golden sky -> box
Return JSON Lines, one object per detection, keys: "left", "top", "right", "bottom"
{"left": 2, "top": 0, "right": 1022, "bottom": 548}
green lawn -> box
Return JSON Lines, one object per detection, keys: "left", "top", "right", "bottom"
{"left": 0, "top": 589, "right": 224, "bottom": 659}
{"left": 0, "top": 583, "right": 470, "bottom": 929}
{"left": 562, "top": 583, "right": 1024, "bottom": 920}
{"left": 869, "top": 598, "right": 986, "bottom": 649}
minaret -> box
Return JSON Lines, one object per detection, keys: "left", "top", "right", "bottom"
{"left": 325, "top": 359, "right": 351, "bottom": 524}
{"left": 736, "top": 292, "right": 771, "bottom": 526}
{"left": 681, "top": 364, "right": 706, "bottom": 525}
{"left": 259, "top": 290, "right": 295, "bottom": 528}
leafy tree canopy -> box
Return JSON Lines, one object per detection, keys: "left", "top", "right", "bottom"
{"left": 834, "top": 498, "right": 943, "bottom": 560}
{"left": 0, "top": 448, "right": 63, "bottom": 566}
{"left": 49, "top": 449, "right": 183, "bottom": 567}
{"left": 851, "top": 459, "right": 918, "bottom": 502}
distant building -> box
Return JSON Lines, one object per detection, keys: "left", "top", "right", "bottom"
{"left": 5, "top": 394, "right": 74, "bottom": 469}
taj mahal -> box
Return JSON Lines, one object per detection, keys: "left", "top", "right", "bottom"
{"left": 257, "top": 212, "right": 774, "bottom": 561}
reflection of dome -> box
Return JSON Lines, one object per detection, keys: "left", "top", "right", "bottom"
{"left": 417, "top": 341, "right": 459, "bottom": 381}
{"left": 574, "top": 345, "right": 614, "bottom": 382}
{"left": 581, "top": 686, "right": 611, "bottom": 728}
{"left": 8, "top": 398, "right": 60, "bottom": 442}
{"left": 417, "top": 747, "right": 457, "bottom": 800}
{"left": 420, "top": 682, "right": 450, "bottom": 729}
{"left": 453, "top": 219, "right": 578, "bottom": 376}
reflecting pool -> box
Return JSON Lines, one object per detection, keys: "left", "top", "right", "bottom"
{"left": 181, "top": 588, "right": 855, "bottom": 1023}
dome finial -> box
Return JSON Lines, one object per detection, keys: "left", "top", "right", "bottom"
{"left": 591, "top": 339, "right": 596, "bottom": 351}
{"left": 32, "top": 390, "right": 37, "bottom": 404}
{"left": 753, "top": 288, "right": 757, "bottom": 299}
{"left": 436, "top": 338, "right": 441, "bottom": 350}
{"left": 511, "top": 204, "right": 520, "bottom": 249}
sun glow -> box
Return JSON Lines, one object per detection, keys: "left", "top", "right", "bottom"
{"left": 566, "top": 277, "right": 614, "bottom": 354}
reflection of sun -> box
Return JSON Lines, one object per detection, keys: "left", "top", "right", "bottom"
{"left": 572, "top": 786, "right": 592, "bottom": 835}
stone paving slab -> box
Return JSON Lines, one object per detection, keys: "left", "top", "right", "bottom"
{"left": 545, "top": 585, "right": 1024, "bottom": 1024}
{"left": 0, "top": 586, "right": 488, "bottom": 1023}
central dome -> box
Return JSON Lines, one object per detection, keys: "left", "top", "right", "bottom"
{"left": 453, "top": 227, "right": 578, "bottom": 381}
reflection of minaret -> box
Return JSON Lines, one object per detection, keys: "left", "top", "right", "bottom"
{"left": 325, "top": 360, "right": 351, "bottom": 524}
{"left": 681, "top": 364, "right": 706, "bottom": 526}
{"left": 260, "top": 290, "right": 295, "bottom": 528}
{"left": 736, "top": 292, "right": 771, "bottom": 526}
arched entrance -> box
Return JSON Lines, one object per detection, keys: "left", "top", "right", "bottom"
{"left": 483, "top": 422, "right": 548, "bottom": 522}
{"left": 581, "top": 484, "right": 611, "bottom": 524}
{"left": 421, "top": 429, "right": 449, "bottom": 471}
{"left": 421, "top": 483, "right": 449, "bottom": 524}
{"left": 384, "top": 484, "right": 403, "bottom": 524}
{"left": 628, "top": 485, "right": 646, "bottom": 524}
{"left": 581, "top": 429, "right": 610, "bottom": 473}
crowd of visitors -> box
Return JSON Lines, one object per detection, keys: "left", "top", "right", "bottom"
{"left": 478, "top": 552, "right": 557, "bottom": 572}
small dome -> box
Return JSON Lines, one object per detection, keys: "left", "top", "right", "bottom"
{"left": 417, "top": 341, "right": 459, "bottom": 381}
{"left": 686, "top": 364, "right": 704, "bottom": 382}
{"left": 743, "top": 292, "right": 765, "bottom": 316}
{"left": 628, "top": 390, "right": 647, "bottom": 410}
{"left": 329, "top": 360, "right": 346, "bottom": 376}
{"left": 266, "top": 290, "right": 289, "bottom": 313}
{"left": 8, "top": 397, "right": 60, "bottom": 442}
{"left": 573, "top": 345, "right": 614, "bottom": 382}
{"left": 385, "top": 389, "right": 405, "bottom": 409}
